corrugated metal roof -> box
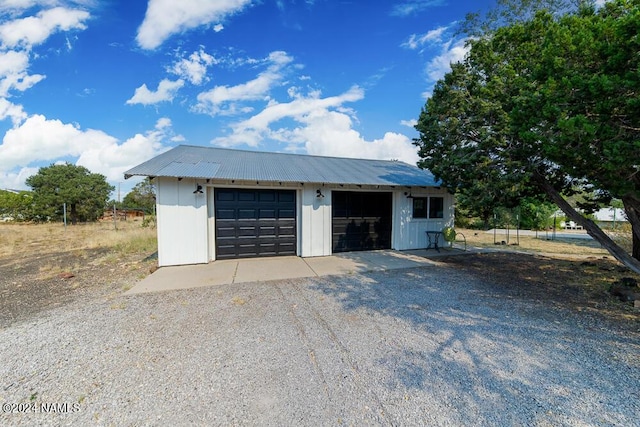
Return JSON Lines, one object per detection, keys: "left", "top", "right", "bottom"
{"left": 124, "top": 145, "right": 440, "bottom": 187}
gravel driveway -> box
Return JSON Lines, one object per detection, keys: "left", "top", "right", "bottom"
{"left": 1, "top": 265, "right": 639, "bottom": 426}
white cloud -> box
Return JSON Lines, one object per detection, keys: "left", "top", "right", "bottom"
{"left": 126, "top": 78, "right": 185, "bottom": 106}
{"left": 211, "top": 85, "right": 418, "bottom": 164}
{"left": 0, "top": 3, "right": 175, "bottom": 190}
{"left": 195, "top": 51, "right": 293, "bottom": 116}
{"left": 400, "top": 119, "right": 417, "bottom": 128}
{"left": 0, "top": 49, "right": 45, "bottom": 96}
{"left": 0, "top": 0, "right": 39, "bottom": 10}
{"left": 136, "top": 0, "right": 252, "bottom": 50}
{"left": 0, "top": 1, "right": 69, "bottom": 13}
{"left": 0, "top": 6, "right": 89, "bottom": 49}
{"left": 169, "top": 47, "right": 217, "bottom": 85}
{"left": 0, "top": 115, "right": 177, "bottom": 187}
{"left": 425, "top": 38, "right": 468, "bottom": 83}
{"left": 76, "top": 119, "right": 174, "bottom": 182}
{"left": 299, "top": 110, "right": 419, "bottom": 164}
{"left": 0, "top": 5, "right": 91, "bottom": 101}
{"left": 401, "top": 22, "right": 470, "bottom": 98}
{"left": 402, "top": 25, "right": 450, "bottom": 50}
{"left": 233, "top": 85, "right": 364, "bottom": 134}
{"left": 391, "top": 0, "right": 446, "bottom": 17}
{"left": 0, "top": 114, "right": 108, "bottom": 171}
{"left": 0, "top": 97, "right": 27, "bottom": 125}
{"left": 0, "top": 166, "right": 38, "bottom": 190}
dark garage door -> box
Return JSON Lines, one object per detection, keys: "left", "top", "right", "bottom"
{"left": 215, "top": 189, "right": 297, "bottom": 259}
{"left": 332, "top": 191, "right": 392, "bottom": 253}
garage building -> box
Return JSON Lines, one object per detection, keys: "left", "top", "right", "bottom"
{"left": 124, "top": 145, "right": 453, "bottom": 267}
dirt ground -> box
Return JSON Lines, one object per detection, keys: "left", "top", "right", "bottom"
{"left": 438, "top": 252, "right": 640, "bottom": 331}
{"left": 1, "top": 225, "right": 639, "bottom": 330}
{"left": 0, "top": 246, "right": 157, "bottom": 328}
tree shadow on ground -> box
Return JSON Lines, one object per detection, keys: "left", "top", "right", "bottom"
{"left": 307, "top": 264, "right": 640, "bottom": 426}
{"left": 539, "top": 236, "right": 606, "bottom": 249}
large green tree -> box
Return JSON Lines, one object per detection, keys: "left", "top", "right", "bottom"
{"left": 26, "top": 163, "right": 114, "bottom": 224}
{"left": 415, "top": 0, "right": 640, "bottom": 273}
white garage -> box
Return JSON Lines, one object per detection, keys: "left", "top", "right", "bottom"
{"left": 124, "top": 145, "right": 453, "bottom": 267}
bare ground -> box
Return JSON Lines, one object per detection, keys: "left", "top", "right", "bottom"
{"left": 1, "top": 244, "right": 639, "bottom": 331}
{"left": 438, "top": 252, "right": 640, "bottom": 332}
{"left": 0, "top": 247, "right": 157, "bottom": 328}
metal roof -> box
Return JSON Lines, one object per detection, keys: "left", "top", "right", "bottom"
{"left": 124, "top": 145, "right": 440, "bottom": 187}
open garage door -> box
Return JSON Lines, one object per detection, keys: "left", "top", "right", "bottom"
{"left": 332, "top": 191, "right": 392, "bottom": 253}
{"left": 215, "top": 189, "right": 297, "bottom": 259}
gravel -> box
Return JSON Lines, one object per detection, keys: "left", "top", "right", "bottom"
{"left": 1, "top": 265, "right": 639, "bottom": 426}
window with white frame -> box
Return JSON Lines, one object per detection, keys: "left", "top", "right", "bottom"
{"left": 412, "top": 196, "right": 444, "bottom": 219}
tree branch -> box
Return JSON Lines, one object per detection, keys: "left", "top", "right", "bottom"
{"left": 533, "top": 171, "right": 640, "bottom": 274}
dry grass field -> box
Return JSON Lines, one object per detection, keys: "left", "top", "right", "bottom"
{"left": 439, "top": 226, "right": 639, "bottom": 328}
{"left": 455, "top": 227, "right": 632, "bottom": 257}
{"left": 0, "top": 221, "right": 638, "bottom": 329}
{"left": 0, "top": 219, "right": 157, "bottom": 259}
{"left": 0, "top": 220, "right": 158, "bottom": 327}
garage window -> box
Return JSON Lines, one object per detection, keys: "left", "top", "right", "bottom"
{"left": 429, "top": 197, "right": 444, "bottom": 218}
{"left": 413, "top": 196, "right": 444, "bottom": 219}
{"left": 412, "top": 197, "right": 428, "bottom": 218}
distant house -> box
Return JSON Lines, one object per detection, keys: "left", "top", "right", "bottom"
{"left": 125, "top": 145, "right": 453, "bottom": 267}
{"left": 593, "top": 207, "right": 628, "bottom": 226}
{"left": 1, "top": 188, "right": 21, "bottom": 194}
{"left": 100, "top": 209, "right": 146, "bottom": 221}
{"left": 0, "top": 189, "right": 25, "bottom": 222}
{"left": 556, "top": 207, "right": 629, "bottom": 230}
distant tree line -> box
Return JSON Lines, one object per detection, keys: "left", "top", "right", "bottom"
{"left": 0, "top": 190, "right": 35, "bottom": 221}
{"left": 120, "top": 177, "right": 156, "bottom": 214}
{"left": 0, "top": 164, "right": 156, "bottom": 224}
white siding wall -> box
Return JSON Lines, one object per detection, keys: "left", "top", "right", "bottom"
{"left": 207, "top": 185, "right": 216, "bottom": 261}
{"left": 299, "top": 187, "right": 455, "bottom": 255}
{"left": 300, "top": 187, "right": 332, "bottom": 257}
{"left": 155, "top": 180, "right": 454, "bottom": 265}
{"left": 392, "top": 189, "right": 455, "bottom": 250}
{"left": 156, "top": 177, "right": 208, "bottom": 266}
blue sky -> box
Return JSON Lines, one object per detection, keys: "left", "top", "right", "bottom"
{"left": 0, "top": 0, "right": 495, "bottom": 194}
